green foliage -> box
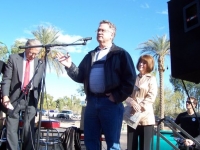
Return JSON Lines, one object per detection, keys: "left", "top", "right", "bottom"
{"left": 11, "top": 40, "right": 26, "bottom": 54}
{"left": 32, "top": 25, "right": 64, "bottom": 76}
{"left": 77, "top": 84, "right": 85, "bottom": 96}
{"left": 32, "top": 25, "right": 60, "bottom": 45}
{"left": 170, "top": 75, "right": 200, "bottom": 99}
{"left": 41, "top": 93, "right": 56, "bottom": 110}
{"left": 154, "top": 87, "right": 184, "bottom": 118}
{"left": 39, "top": 93, "right": 83, "bottom": 114}
{"left": 137, "top": 35, "right": 170, "bottom": 61}
{"left": 0, "top": 41, "right": 9, "bottom": 61}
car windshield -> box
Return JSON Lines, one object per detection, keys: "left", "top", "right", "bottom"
{"left": 62, "top": 111, "right": 72, "bottom": 114}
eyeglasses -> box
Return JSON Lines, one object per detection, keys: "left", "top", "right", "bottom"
{"left": 186, "top": 101, "right": 194, "bottom": 104}
{"left": 96, "top": 29, "right": 112, "bottom": 33}
{"left": 28, "top": 51, "right": 39, "bottom": 57}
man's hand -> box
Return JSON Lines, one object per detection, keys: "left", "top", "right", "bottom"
{"left": 125, "top": 97, "right": 141, "bottom": 112}
{"left": 184, "top": 139, "right": 194, "bottom": 146}
{"left": 56, "top": 52, "right": 72, "bottom": 68}
{"left": 2, "top": 96, "right": 14, "bottom": 110}
{"left": 106, "top": 93, "right": 115, "bottom": 102}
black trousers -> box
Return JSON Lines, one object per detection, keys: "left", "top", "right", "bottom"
{"left": 6, "top": 92, "right": 36, "bottom": 150}
{"left": 127, "top": 125, "right": 154, "bottom": 150}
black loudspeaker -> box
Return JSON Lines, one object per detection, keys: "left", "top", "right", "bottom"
{"left": 168, "top": 0, "right": 200, "bottom": 83}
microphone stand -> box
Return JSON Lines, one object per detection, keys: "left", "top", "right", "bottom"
{"left": 19, "top": 40, "right": 88, "bottom": 49}
{"left": 181, "top": 80, "right": 200, "bottom": 135}
{"left": 20, "top": 60, "right": 43, "bottom": 150}
{"left": 20, "top": 40, "right": 90, "bottom": 150}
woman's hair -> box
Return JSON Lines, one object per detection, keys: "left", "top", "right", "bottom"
{"left": 136, "top": 54, "right": 154, "bottom": 73}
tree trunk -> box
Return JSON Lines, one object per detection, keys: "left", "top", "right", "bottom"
{"left": 158, "top": 56, "right": 165, "bottom": 130}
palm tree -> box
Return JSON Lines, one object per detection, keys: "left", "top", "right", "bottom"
{"left": 0, "top": 41, "right": 9, "bottom": 61}
{"left": 32, "top": 25, "right": 64, "bottom": 76}
{"left": 137, "top": 34, "right": 170, "bottom": 129}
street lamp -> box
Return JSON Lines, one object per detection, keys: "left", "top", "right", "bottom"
{"left": 71, "top": 94, "right": 77, "bottom": 105}
{"left": 71, "top": 95, "right": 73, "bottom": 105}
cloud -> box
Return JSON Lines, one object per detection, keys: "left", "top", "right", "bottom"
{"left": 157, "top": 10, "right": 168, "bottom": 15}
{"left": 53, "top": 32, "right": 92, "bottom": 54}
{"left": 56, "top": 33, "right": 82, "bottom": 43}
{"left": 55, "top": 33, "right": 84, "bottom": 53}
{"left": 141, "top": 3, "right": 149, "bottom": 9}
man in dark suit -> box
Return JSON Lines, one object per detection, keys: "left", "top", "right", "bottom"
{"left": 0, "top": 60, "right": 6, "bottom": 113}
{"left": 1, "top": 39, "right": 44, "bottom": 150}
{"left": 0, "top": 60, "right": 5, "bottom": 74}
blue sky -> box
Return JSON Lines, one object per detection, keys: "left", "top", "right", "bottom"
{"left": 0, "top": 0, "right": 171, "bottom": 100}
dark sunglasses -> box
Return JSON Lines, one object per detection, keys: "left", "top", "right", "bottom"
{"left": 186, "top": 101, "right": 193, "bottom": 104}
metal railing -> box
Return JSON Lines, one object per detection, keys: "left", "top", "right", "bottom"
{"left": 156, "top": 116, "right": 200, "bottom": 150}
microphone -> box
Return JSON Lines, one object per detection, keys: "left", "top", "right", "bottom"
{"left": 78, "top": 37, "right": 92, "bottom": 41}
{"left": 35, "top": 59, "right": 43, "bottom": 71}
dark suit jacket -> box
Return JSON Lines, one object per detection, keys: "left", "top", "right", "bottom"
{"left": 0, "top": 60, "right": 6, "bottom": 112}
{"left": 0, "top": 60, "right": 5, "bottom": 74}
{"left": 1, "top": 53, "right": 44, "bottom": 107}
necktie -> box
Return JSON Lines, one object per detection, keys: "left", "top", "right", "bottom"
{"left": 22, "top": 60, "right": 30, "bottom": 91}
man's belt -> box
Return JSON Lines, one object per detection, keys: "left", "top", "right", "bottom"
{"left": 90, "top": 92, "right": 108, "bottom": 97}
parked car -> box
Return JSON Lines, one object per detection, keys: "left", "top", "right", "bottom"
{"left": 43, "top": 110, "right": 48, "bottom": 116}
{"left": 47, "top": 110, "right": 59, "bottom": 117}
{"left": 57, "top": 110, "right": 73, "bottom": 119}
{"left": 57, "top": 113, "right": 70, "bottom": 119}
{"left": 72, "top": 114, "right": 81, "bottom": 120}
